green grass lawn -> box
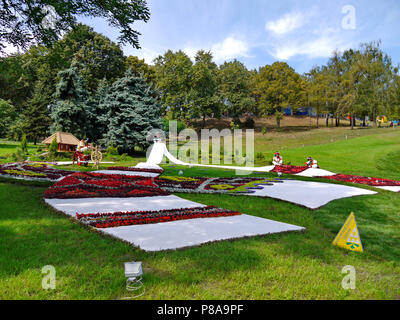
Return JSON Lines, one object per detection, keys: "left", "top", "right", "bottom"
{"left": 0, "top": 127, "right": 400, "bottom": 299}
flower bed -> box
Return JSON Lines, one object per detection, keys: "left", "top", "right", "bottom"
{"left": 0, "top": 162, "right": 73, "bottom": 181}
{"left": 271, "top": 165, "right": 309, "bottom": 174}
{"left": 45, "top": 172, "right": 169, "bottom": 199}
{"left": 320, "top": 174, "right": 400, "bottom": 187}
{"left": 154, "top": 176, "right": 283, "bottom": 194}
{"left": 76, "top": 206, "right": 241, "bottom": 228}
{"left": 106, "top": 166, "right": 164, "bottom": 174}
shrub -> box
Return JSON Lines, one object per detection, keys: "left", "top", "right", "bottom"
{"left": 11, "top": 147, "right": 27, "bottom": 162}
{"left": 261, "top": 127, "right": 268, "bottom": 135}
{"left": 20, "top": 134, "right": 28, "bottom": 154}
{"left": 163, "top": 118, "right": 186, "bottom": 134}
{"left": 255, "top": 152, "right": 265, "bottom": 161}
{"left": 120, "top": 153, "right": 128, "bottom": 161}
{"left": 106, "top": 146, "right": 119, "bottom": 155}
{"left": 230, "top": 121, "right": 240, "bottom": 130}
{"left": 244, "top": 117, "right": 255, "bottom": 129}
{"left": 49, "top": 138, "right": 58, "bottom": 158}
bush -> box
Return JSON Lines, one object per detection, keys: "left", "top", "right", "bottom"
{"left": 11, "top": 147, "right": 27, "bottom": 162}
{"left": 255, "top": 152, "right": 265, "bottom": 161}
{"left": 120, "top": 153, "right": 128, "bottom": 161}
{"left": 261, "top": 127, "right": 268, "bottom": 135}
{"left": 106, "top": 146, "right": 119, "bottom": 155}
{"left": 163, "top": 118, "right": 186, "bottom": 134}
{"left": 48, "top": 138, "right": 58, "bottom": 159}
{"left": 20, "top": 134, "right": 28, "bottom": 154}
{"left": 244, "top": 117, "right": 255, "bottom": 129}
{"left": 230, "top": 121, "right": 240, "bottom": 130}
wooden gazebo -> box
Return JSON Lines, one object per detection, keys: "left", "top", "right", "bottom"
{"left": 42, "top": 132, "right": 80, "bottom": 152}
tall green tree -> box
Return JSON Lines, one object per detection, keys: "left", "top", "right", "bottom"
{"left": 254, "top": 62, "right": 305, "bottom": 128}
{"left": 0, "top": 99, "right": 17, "bottom": 138}
{"left": 190, "top": 50, "right": 221, "bottom": 127}
{"left": 218, "top": 60, "right": 255, "bottom": 124}
{"left": 101, "top": 69, "right": 163, "bottom": 153}
{"left": 154, "top": 50, "right": 193, "bottom": 121}
{"left": 50, "top": 59, "right": 92, "bottom": 139}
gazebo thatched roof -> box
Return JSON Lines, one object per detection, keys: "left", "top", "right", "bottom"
{"left": 42, "top": 132, "right": 80, "bottom": 146}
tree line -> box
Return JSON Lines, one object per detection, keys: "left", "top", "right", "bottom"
{"left": 1, "top": 23, "right": 399, "bottom": 151}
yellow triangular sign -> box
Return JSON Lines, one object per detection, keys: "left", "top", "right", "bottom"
{"left": 332, "top": 212, "right": 363, "bottom": 253}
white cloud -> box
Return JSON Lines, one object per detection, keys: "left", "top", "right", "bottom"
{"left": 266, "top": 11, "right": 307, "bottom": 36}
{"left": 211, "top": 36, "right": 249, "bottom": 62}
{"left": 134, "top": 47, "right": 161, "bottom": 65}
{"left": 269, "top": 28, "right": 354, "bottom": 60}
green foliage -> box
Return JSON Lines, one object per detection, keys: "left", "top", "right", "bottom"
{"left": 0, "top": 99, "right": 17, "bottom": 138}
{"left": 48, "top": 138, "right": 58, "bottom": 157}
{"left": 261, "top": 127, "right": 268, "bottom": 135}
{"left": 163, "top": 118, "right": 186, "bottom": 134}
{"left": 20, "top": 134, "right": 28, "bottom": 154}
{"left": 253, "top": 62, "right": 306, "bottom": 128}
{"left": 218, "top": 60, "right": 255, "bottom": 121}
{"left": 0, "top": 0, "right": 150, "bottom": 55}
{"left": 101, "top": 69, "right": 164, "bottom": 153}
{"left": 50, "top": 59, "right": 92, "bottom": 139}
{"left": 154, "top": 50, "right": 194, "bottom": 120}
{"left": 10, "top": 147, "right": 27, "bottom": 162}
{"left": 106, "top": 146, "right": 119, "bottom": 156}
{"left": 255, "top": 152, "right": 265, "bottom": 161}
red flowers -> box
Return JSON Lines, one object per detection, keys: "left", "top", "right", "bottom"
{"left": 320, "top": 174, "right": 400, "bottom": 186}
{"left": 45, "top": 171, "right": 169, "bottom": 199}
{"left": 76, "top": 206, "right": 241, "bottom": 228}
{"left": 271, "top": 165, "right": 309, "bottom": 174}
{"left": 106, "top": 167, "right": 164, "bottom": 174}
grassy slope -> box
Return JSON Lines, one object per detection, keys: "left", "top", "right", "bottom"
{"left": 0, "top": 127, "right": 400, "bottom": 299}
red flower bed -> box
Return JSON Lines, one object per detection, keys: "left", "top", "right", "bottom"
{"left": 271, "top": 165, "right": 309, "bottom": 174}
{"left": 45, "top": 171, "right": 169, "bottom": 199}
{"left": 76, "top": 206, "right": 241, "bottom": 228}
{"left": 320, "top": 174, "right": 400, "bottom": 186}
{"left": 106, "top": 167, "right": 164, "bottom": 174}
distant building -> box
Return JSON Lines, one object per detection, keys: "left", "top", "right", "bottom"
{"left": 283, "top": 107, "right": 316, "bottom": 116}
{"left": 42, "top": 132, "right": 80, "bottom": 152}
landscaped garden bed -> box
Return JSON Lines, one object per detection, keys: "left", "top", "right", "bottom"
{"left": 44, "top": 171, "right": 169, "bottom": 199}
{"left": 0, "top": 162, "right": 73, "bottom": 181}
{"left": 76, "top": 206, "right": 241, "bottom": 228}
{"left": 320, "top": 173, "right": 400, "bottom": 187}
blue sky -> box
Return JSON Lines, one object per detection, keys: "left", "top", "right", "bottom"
{"left": 75, "top": 0, "right": 400, "bottom": 73}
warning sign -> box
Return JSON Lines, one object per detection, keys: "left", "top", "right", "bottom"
{"left": 332, "top": 212, "right": 363, "bottom": 253}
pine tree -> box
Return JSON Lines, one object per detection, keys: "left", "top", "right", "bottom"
{"left": 50, "top": 59, "right": 93, "bottom": 139}
{"left": 86, "top": 78, "right": 110, "bottom": 142}
{"left": 101, "top": 69, "right": 163, "bottom": 153}
{"left": 23, "top": 80, "right": 52, "bottom": 144}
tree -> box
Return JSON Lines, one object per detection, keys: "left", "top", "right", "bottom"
{"left": 126, "top": 55, "right": 156, "bottom": 85}
{"left": 49, "top": 136, "right": 58, "bottom": 158}
{"left": 101, "top": 69, "right": 164, "bottom": 153}
{"left": 0, "top": 0, "right": 150, "bottom": 55}
{"left": 190, "top": 50, "right": 221, "bottom": 127}
{"left": 50, "top": 59, "right": 92, "bottom": 139}
{"left": 154, "top": 50, "right": 193, "bottom": 121}
{"left": 51, "top": 24, "right": 127, "bottom": 92}
{"left": 254, "top": 62, "right": 305, "bottom": 128}
{"left": 218, "top": 60, "right": 255, "bottom": 124}
{"left": 0, "top": 98, "right": 17, "bottom": 138}
{"left": 23, "top": 82, "right": 52, "bottom": 144}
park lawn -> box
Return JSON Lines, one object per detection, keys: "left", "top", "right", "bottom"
{"left": 0, "top": 178, "right": 399, "bottom": 300}
{"left": 0, "top": 125, "right": 400, "bottom": 299}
